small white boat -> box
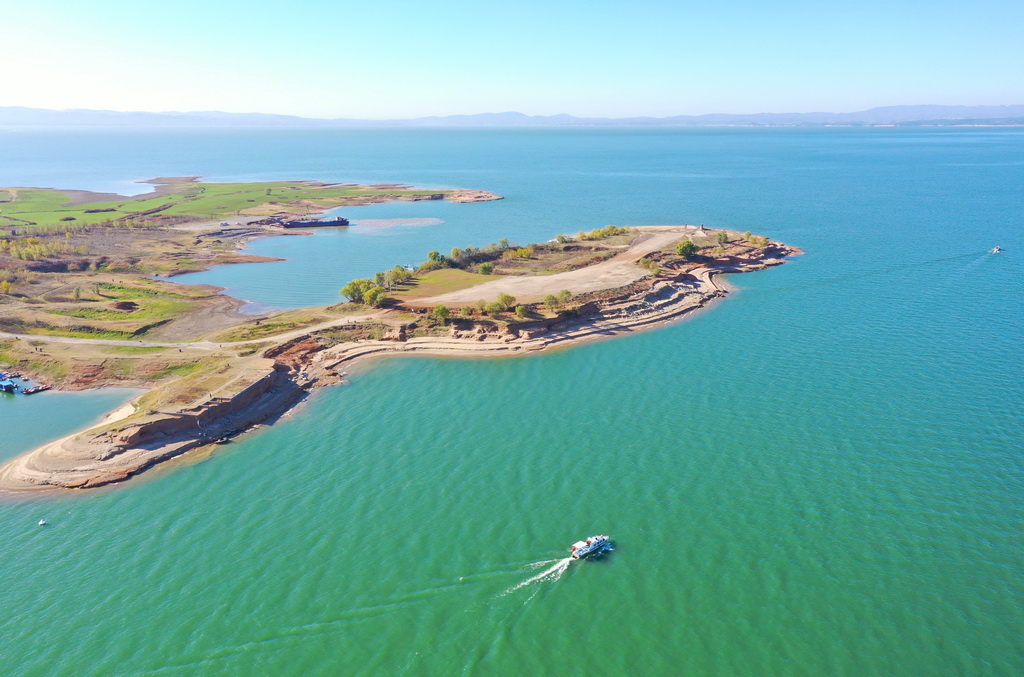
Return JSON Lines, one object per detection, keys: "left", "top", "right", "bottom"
{"left": 991, "top": 246, "right": 1003, "bottom": 253}
{"left": 569, "top": 535, "right": 613, "bottom": 560}
{"left": 38, "top": 520, "right": 47, "bottom": 527}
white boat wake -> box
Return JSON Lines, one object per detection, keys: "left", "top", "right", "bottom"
{"left": 501, "top": 557, "right": 573, "bottom": 596}
{"left": 525, "top": 558, "right": 559, "bottom": 569}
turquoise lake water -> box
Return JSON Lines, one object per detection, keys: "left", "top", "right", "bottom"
{"left": 1, "top": 127, "right": 1021, "bottom": 675}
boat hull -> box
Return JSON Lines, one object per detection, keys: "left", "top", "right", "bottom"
{"left": 570, "top": 535, "right": 613, "bottom": 560}
{"left": 281, "top": 216, "right": 350, "bottom": 228}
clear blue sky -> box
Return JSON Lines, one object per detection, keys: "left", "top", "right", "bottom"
{"left": 4, "top": 0, "right": 1021, "bottom": 118}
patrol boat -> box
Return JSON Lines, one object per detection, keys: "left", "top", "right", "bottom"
{"left": 569, "top": 535, "right": 613, "bottom": 560}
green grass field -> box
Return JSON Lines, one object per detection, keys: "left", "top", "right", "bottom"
{"left": 100, "top": 345, "right": 170, "bottom": 355}
{"left": 390, "top": 268, "right": 498, "bottom": 302}
{"left": 43, "top": 296, "right": 190, "bottom": 322}
{"left": 94, "top": 283, "right": 192, "bottom": 300}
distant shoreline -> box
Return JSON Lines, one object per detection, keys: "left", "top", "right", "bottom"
{"left": 2, "top": 104, "right": 1023, "bottom": 128}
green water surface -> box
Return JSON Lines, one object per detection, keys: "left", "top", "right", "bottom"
{"left": 0, "top": 128, "right": 1020, "bottom": 675}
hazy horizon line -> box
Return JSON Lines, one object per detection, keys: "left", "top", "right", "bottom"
{"left": 3, "top": 104, "right": 1024, "bottom": 130}
{"left": 4, "top": 103, "right": 1024, "bottom": 120}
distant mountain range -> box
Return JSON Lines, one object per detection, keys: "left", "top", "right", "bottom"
{"left": 1, "top": 105, "right": 1023, "bottom": 127}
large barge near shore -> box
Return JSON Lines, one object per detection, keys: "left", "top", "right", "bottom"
{"left": 277, "top": 216, "right": 350, "bottom": 228}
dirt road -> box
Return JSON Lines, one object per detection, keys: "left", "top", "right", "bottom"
{"left": 0, "top": 311, "right": 387, "bottom": 350}
{"left": 417, "top": 226, "right": 697, "bottom": 305}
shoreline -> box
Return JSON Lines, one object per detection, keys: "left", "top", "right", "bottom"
{"left": 0, "top": 241, "right": 799, "bottom": 495}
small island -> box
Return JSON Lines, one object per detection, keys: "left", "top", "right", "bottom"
{"left": 0, "top": 179, "right": 797, "bottom": 492}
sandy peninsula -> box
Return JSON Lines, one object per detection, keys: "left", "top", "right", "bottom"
{"left": 0, "top": 223, "right": 799, "bottom": 493}
{"left": 0, "top": 178, "right": 799, "bottom": 492}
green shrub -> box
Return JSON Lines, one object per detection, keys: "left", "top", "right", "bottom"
{"left": 497, "top": 293, "right": 516, "bottom": 310}
{"left": 417, "top": 259, "right": 447, "bottom": 273}
{"left": 431, "top": 305, "right": 450, "bottom": 324}
{"left": 363, "top": 287, "right": 388, "bottom": 307}
{"left": 675, "top": 240, "right": 698, "bottom": 258}
{"left": 340, "top": 278, "right": 374, "bottom": 302}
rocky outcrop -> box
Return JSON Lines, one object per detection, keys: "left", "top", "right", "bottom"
{"left": 0, "top": 361, "right": 306, "bottom": 491}
{"left": 443, "top": 190, "right": 504, "bottom": 203}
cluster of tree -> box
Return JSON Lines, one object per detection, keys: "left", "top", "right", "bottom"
{"left": 0, "top": 222, "right": 93, "bottom": 236}
{"left": 416, "top": 250, "right": 449, "bottom": 273}
{"left": 340, "top": 241, "right": 526, "bottom": 307}
{"left": 409, "top": 229, "right": 632, "bottom": 279}
{"left": 417, "top": 239, "right": 521, "bottom": 274}
{"left": 340, "top": 265, "right": 417, "bottom": 307}
{"left": 543, "top": 289, "right": 573, "bottom": 310}
{"left": 738, "top": 230, "right": 770, "bottom": 248}
{"left": 372, "top": 266, "right": 414, "bottom": 290}
{"left": 434, "top": 293, "right": 535, "bottom": 321}
{"left": 576, "top": 225, "right": 632, "bottom": 241}
{"left": 0, "top": 238, "right": 87, "bottom": 261}
{"left": 468, "top": 292, "right": 518, "bottom": 316}
{"left": 504, "top": 245, "right": 535, "bottom": 260}
{"left": 339, "top": 278, "right": 389, "bottom": 307}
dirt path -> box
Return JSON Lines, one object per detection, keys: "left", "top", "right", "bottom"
{"left": 417, "top": 226, "right": 698, "bottom": 306}
{"left": 169, "top": 216, "right": 257, "bottom": 232}
{"left": 0, "top": 311, "right": 387, "bottom": 350}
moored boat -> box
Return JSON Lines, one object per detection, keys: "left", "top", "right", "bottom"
{"left": 569, "top": 535, "right": 613, "bottom": 560}
{"left": 281, "top": 216, "right": 350, "bottom": 228}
